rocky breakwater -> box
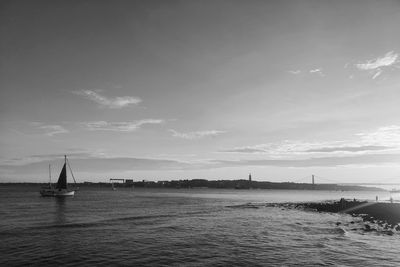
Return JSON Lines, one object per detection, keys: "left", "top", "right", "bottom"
{"left": 228, "top": 199, "right": 400, "bottom": 234}
{"left": 298, "top": 198, "right": 400, "bottom": 233}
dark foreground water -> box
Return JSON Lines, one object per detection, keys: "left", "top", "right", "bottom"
{"left": 1, "top": 186, "right": 400, "bottom": 266}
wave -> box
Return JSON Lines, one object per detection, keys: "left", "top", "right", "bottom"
{"left": 30, "top": 214, "right": 178, "bottom": 230}
{"left": 226, "top": 203, "right": 263, "bottom": 209}
{"left": 3, "top": 209, "right": 215, "bottom": 233}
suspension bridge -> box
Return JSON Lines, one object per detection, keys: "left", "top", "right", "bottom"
{"left": 290, "top": 174, "right": 400, "bottom": 186}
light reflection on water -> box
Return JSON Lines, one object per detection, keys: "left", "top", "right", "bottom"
{"left": 1, "top": 186, "right": 400, "bottom": 266}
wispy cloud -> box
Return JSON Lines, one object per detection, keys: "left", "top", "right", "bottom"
{"left": 288, "top": 70, "right": 301, "bottom": 75}
{"left": 4, "top": 151, "right": 400, "bottom": 173}
{"left": 169, "top": 129, "right": 225, "bottom": 140}
{"left": 0, "top": 152, "right": 97, "bottom": 166}
{"left": 32, "top": 122, "right": 68, "bottom": 136}
{"left": 287, "top": 68, "right": 325, "bottom": 77}
{"left": 355, "top": 51, "right": 398, "bottom": 79}
{"left": 83, "top": 119, "right": 164, "bottom": 132}
{"left": 372, "top": 70, "right": 383, "bottom": 79}
{"left": 220, "top": 125, "right": 400, "bottom": 157}
{"left": 356, "top": 51, "right": 398, "bottom": 70}
{"left": 0, "top": 154, "right": 192, "bottom": 172}
{"left": 41, "top": 125, "right": 69, "bottom": 136}
{"left": 309, "top": 68, "right": 325, "bottom": 76}
{"left": 73, "top": 90, "right": 142, "bottom": 109}
{"left": 356, "top": 125, "right": 400, "bottom": 147}
{"left": 211, "top": 153, "right": 400, "bottom": 168}
{"left": 219, "top": 143, "right": 386, "bottom": 155}
{"left": 219, "top": 147, "right": 268, "bottom": 153}
{"left": 304, "top": 145, "right": 391, "bottom": 153}
{"left": 219, "top": 141, "right": 342, "bottom": 156}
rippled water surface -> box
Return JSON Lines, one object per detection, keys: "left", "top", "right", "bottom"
{"left": 1, "top": 186, "right": 400, "bottom": 266}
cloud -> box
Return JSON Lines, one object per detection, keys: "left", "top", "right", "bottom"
{"left": 82, "top": 119, "right": 164, "bottom": 132}
{"left": 73, "top": 90, "right": 142, "bottom": 108}
{"left": 221, "top": 144, "right": 392, "bottom": 154}
{"left": 41, "top": 125, "right": 68, "bottom": 136}
{"left": 356, "top": 125, "right": 400, "bottom": 147}
{"left": 304, "top": 145, "right": 391, "bottom": 153}
{"left": 220, "top": 147, "right": 268, "bottom": 153}
{"left": 372, "top": 69, "right": 383, "bottom": 79}
{"left": 211, "top": 153, "right": 400, "bottom": 168}
{"left": 169, "top": 129, "right": 225, "bottom": 140}
{"left": 220, "top": 125, "right": 400, "bottom": 157}
{"left": 4, "top": 152, "right": 400, "bottom": 175}
{"left": 0, "top": 154, "right": 192, "bottom": 173}
{"left": 288, "top": 70, "right": 301, "bottom": 75}
{"left": 356, "top": 51, "right": 398, "bottom": 70}
{"left": 1, "top": 152, "right": 96, "bottom": 166}
{"left": 32, "top": 123, "right": 69, "bottom": 136}
{"left": 287, "top": 68, "right": 325, "bottom": 76}
{"left": 309, "top": 68, "right": 325, "bottom": 76}
{"left": 219, "top": 141, "right": 343, "bottom": 156}
{"left": 355, "top": 51, "right": 398, "bottom": 79}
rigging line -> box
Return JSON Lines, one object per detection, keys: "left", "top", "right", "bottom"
{"left": 292, "top": 175, "right": 312, "bottom": 183}
{"left": 316, "top": 178, "right": 340, "bottom": 184}
{"left": 313, "top": 175, "right": 341, "bottom": 184}
{"left": 66, "top": 158, "right": 77, "bottom": 185}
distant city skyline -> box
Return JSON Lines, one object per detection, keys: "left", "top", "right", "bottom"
{"left": 1, "top": 0, "right": 400, "bottom": 183}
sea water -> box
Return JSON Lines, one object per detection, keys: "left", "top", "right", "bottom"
{"left": 1, "top": 185, "right": 400, "bottom": 266}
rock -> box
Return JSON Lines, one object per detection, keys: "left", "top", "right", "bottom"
{"left": 383, "top": 230, "right": 394, "bottom": 236}
{"left": 364, "top": 224, "right": 376, "bottom": 232}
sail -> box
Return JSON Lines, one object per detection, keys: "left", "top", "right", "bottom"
{"left": 56, "top": 163, "right": 67, "bottom": 189}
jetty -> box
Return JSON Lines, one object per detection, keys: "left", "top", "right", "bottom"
{"left": 296, "top": 198, "right": 400, "bottom": 228}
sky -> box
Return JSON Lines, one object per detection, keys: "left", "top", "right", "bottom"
{"left": 1, "top": 0, "right": 400, "bottom": 183}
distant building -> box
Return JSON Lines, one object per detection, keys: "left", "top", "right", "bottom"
{"left": 125, "top": 179, "right": 134, "bottom": 187}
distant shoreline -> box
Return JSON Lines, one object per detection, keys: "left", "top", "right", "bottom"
{"left": 0, "top": 179, "right": 385, "bottom": 191}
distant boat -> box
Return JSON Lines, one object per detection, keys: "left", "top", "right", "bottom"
{"left": 390, "top": 189, "right": 400, "bottom": 193}
{"left": 40, "top": 155, "right": 77, "bottom": 197}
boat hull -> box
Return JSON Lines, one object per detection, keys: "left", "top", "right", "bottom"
{"left": 40, "top": 189, "right": 75, "bottom": 197}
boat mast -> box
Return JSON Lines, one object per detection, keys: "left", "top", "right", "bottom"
{"left": 49, "top": 164, "right": 52, "bottom": 185}
{"left": 66, "top": 155, "right": 77, "bottom": 185}
{"left": 65, "top": 155, "right": 67, "bottom": 189}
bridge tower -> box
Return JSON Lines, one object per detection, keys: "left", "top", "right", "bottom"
{"left": 248, "top": 173, "right": 252, "bottom": 189}
{"left": 312, "top": 174, "right": 316, "bottom": 190}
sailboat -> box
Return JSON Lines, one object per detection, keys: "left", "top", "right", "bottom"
{"left": 40, "top": 155, "right": 77, "bottom": 197}
{"left": 39, "top": 164, "right": 54, "bottom": 195}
